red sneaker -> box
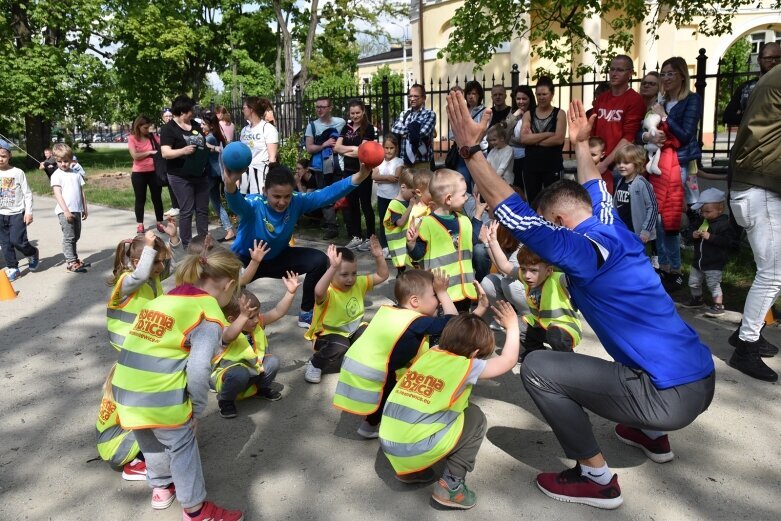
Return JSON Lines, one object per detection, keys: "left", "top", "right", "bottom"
{"left": 615, "top": 424, "right": 674, "bottom": 463}
{"left": 183, "top": 501, "right": 243, "bottom": 521}
{"left": 536, "top": 465, "right": 623, "bottom": 509}
{"left": 121, "top": 458, "right": 147, "bottom": 481}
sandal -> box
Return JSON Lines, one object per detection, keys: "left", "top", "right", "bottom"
{"left": 66, "top": 261, "right": 88, "bottom": 273}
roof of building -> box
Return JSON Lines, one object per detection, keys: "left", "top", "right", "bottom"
{"left": 358, "top": 46, "right": 413, "bottom": 65}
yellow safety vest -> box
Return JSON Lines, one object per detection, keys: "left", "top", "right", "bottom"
{"left": 410, "top": 202, "right": 430, "bottom": 226}
{"left": 333, "top": 306, "right": 429, "bottom": 415}
{"left": 106, "top": 272, "right": 164, "bottom": 351}
{"left": 379, "top": 348, "right": 473, "bottom": 475}
{"left": 112, "top": 292, "right": 226, "bottom": 429}
{"left": 384, "top": 199, "right": 412, "bottom": 268}
{"left": 305, "top": 275, "right": 372, "bottom": 341}
{"left": 95, "top": 396, "right": 139, "bottom": 467}
{"left": 523, "top": 272, "right": 582, "bottom": 346}
{"left": 417, "top": 213, "right": 477, "bottom": 302}
{"left": 211, "top": 325, "right": 268, "bottom": 400}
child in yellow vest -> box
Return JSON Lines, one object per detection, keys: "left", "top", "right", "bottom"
{"left": 213, "top": 275, "right": 301, "bottom": 419}
{"left": 184, "top": 233, "right": 270, "bottom": 287}
{"left": 106, "top": 228, "right": 175, "bottom": 351}
{"left": 383, "top": 168, "right": 417, "bottom": 275}
{"left": 95, "top": 363, "right": 145, "bottom": 481}
{"left": 304, "top": 237, "right": 389, "bottom": 383}
{"left": 410, "top": 169, "right": 433, "bottom": 226}
{"left": 112, "top": 249, "right": 244, "bottom": 521}
{"left": 379, "top": 301, "right": 520, "bottom": 510}
{"left": 407, "top": 169, "right": 477, "bottom": 313}
{"left": 334, "top": 269, "right": 490, "bottom": 438}
{"left": 485, "top": 222, "right": 582, "bottom": 360}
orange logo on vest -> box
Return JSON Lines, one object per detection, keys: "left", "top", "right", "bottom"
{"left": 397, "top": 370, "right": 445, "bottom": 404}
{"left": 98, "top": 398, "right": 116, "bottom": 424}
{"left": 129, "top": 310, "right": 175, "bottom": 341}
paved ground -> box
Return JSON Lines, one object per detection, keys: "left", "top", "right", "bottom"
{"left": 0, "top": 195, "right": 779, "bottom": 521}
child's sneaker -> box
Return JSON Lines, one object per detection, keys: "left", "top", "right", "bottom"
{"left": 536, "top": 465, "right": 623, "bottom": 509}
{"left": 431, "top": 478, "right": 477, "bottom": 509}
{"left": 137, "top": 224, "right": 145, "bottom": 234}
{"left": 218, "top": 400, "right": 237, "bottom": 419}
{"left": 27, "top": 249, "right": 40, "bottom": 271}
{"left": 304, "top": 361, "right": 322, "bottom": 383}
{"left": 183, "top": 501, "right": 243, "bottom": 521}
{"left": 394, "top": 468, "right": 435, "bottom": 484}
{"left": 680, "top": 296, "right": 704, "bottom": 308}
{"left": 5, "top": 267, "right": 20, "bottom": 282}
{"left": 297, "top": 310, "right": 313, "bottom": 329}
{"left": 345, "top": 236, "right": 363, "bottom": 249}
{"left": 356, "top": 239, "right": 371, "bottom": 251}
{"left": 122, "top": 458, "right": 147, "bottom": 481}
{"left": 151, "top": 483, "right": 176, "bottom": 510}
{"left": 164, "top": 208, "right": 180, "bottom": 217}
{"left": 615, "top": 424, "right": 674, "bottom": 463}
{"left": 356, "top": 420, "right": 379, "bottom": 439}
{"left": 258, "top": 387, "right": 282, "bottom": 401}
{"left": 704, "top": 304, "right": 725, "bottom": 317}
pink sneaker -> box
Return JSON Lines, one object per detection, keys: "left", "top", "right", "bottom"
{"left": 151, "top": 484, "right": 176, "bottom": 510}
{"left": 121, "top": 458, "right": 147, "bottom": 481}
{"left": 615, "top": 424, "right": 674, "bottom": 463}
{"left": 183, "top": 501, "right": 243, "bottom": 521}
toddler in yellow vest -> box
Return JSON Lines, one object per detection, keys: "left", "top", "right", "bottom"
{"left": 383, "top": 168, "right": 417, "bottom": 275}
{"left": 304, "top": 238, "right": 389, "bottom": 383}
{"left": 379, "top": 301, "right": 520, "bottom": 510}
{"left": 106, "top": 229, "right": 175, "bottom": 351}
{"left": 333, "top": 269, "right": 490, "bottom": 438}
{"left": 485, "top": 224, "right": 582, "bottom": 360}
{"left": 407, "top": 169, "right": 477, "bottom": 313}
{"left": 213, "top": 277, "right": 300, "bottom": 419}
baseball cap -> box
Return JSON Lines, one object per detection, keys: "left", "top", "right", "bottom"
{"left": 691, "top": 188, "right": 725, "bottom": 210}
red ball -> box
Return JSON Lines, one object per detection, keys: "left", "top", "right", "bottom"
{"left": 358, "top": 141, "right": 385, "bottom": 168}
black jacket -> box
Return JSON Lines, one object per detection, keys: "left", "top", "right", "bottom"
{"left": 684, "top": 214, "right": 735, "bottom": 271}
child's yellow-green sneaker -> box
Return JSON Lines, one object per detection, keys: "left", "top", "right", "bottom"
{"left": 431, "top": 478, "right": 476, "bottom": 509}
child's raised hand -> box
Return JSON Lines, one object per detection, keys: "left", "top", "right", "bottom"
{"left": 204, "top": 233, "right": 215, "bottom": 251}
{"left": 249, "top": 240, "right": 270, "bottom": 263}
{"left": 474, "top": 281, "right": 489, "bottom": 309}
{"left": 326, "top": 244, "right": 342, "bottom": 268}
{"left": 144, "top": 229, "right": 157, "bottom": 247}
{"left": 431, "top": 268, "right": 449, "bottom": 293}
{"left": 406, "top": 219, "right": 419, "bottom": 243}
{"left": 492, "top": 300, "right": 518, "bottom": 330}
{"left": 163, "top": 217, "right": 178, "bottom": 237}
{"left": 478, "top": 223, "right": 490, "bottom": 245}
{"left": 282, "top": 271, "right": 301, "bottom": 294}
{"left": 488, "top": 220, "right": 500, "bottom": 240}
{"left": 237, "top": 294, "right": 259, "bottom": 319}
{"left": 368, "top": 235, "right": 382, "bottom": 257}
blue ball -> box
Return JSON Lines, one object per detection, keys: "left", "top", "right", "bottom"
{"left": 222, "top": 142, "right": 252, "bottom": 172}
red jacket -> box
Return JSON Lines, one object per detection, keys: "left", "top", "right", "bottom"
{"left": 647, "top": 125, "right": 683, "bottom": 233}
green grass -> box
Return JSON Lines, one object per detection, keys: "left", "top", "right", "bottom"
{"left": 678, "top": 244, "right": 756, "bottom": 310}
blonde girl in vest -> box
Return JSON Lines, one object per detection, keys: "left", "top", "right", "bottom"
{"left": 383, "top": 167, "right": 418, "bottom": 275}
{"left": 213, "top": 276, "right": 300, "bottom": 419}
{"left": 95, "top": 363, "right": 145, "bottom": 481}
{"left": 112, "top": 249, "right": 244, "bottom": 521}
{"left": 379, "top": 301, "right": 520, "bottom": 509}
{"left": 106, "top": 227, "right": 176, "bottom": 351}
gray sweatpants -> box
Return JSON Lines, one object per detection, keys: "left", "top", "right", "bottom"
{"left": 134, "top": 420, "right": 206, "bottom": 509}
{"left": 57, "top": 212, "right": 82, "bottom": 263}
{"left": 445, "top": 404, "right": 487, "bottom": 478}
{"left": 520, "top": 351, "right": 715, "bottom": 460}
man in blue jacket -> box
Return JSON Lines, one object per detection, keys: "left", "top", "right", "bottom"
{"left": 447, "top": 92, "right": 715, "bottom": 509}
{"left": 224, "top": 163, "right": 369, "bottom": 328}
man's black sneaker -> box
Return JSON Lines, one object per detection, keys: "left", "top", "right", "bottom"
{"left": 729, "top": 327, "right": 779, "bottom": 358}
{"left": 322, "top": 228, "right": 338, "bottom": 240}
{"left": 728, "top": 337, "right": 778, "bottom": 382}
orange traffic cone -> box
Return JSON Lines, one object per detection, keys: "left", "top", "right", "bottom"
{"left": 764, "top": 308, "right": 776, "bottom": 326}
{"left": 0, "top": 270, "right": 17, "bottom": 300}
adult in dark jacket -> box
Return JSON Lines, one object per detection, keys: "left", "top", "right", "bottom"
{"left": 723, "top": 42, "right": 781, "bottom": 126}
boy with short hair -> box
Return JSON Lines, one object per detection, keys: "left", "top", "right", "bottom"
{"left": 407, "top": 169, "right": 477, "bottom": 312}
{"left": 213, "top": 276, "right": 300, "bottom": 419}
{"left": 485, "top": 223, "right": 581, "bottom": 360}
{"left": 588, "top": 136, "right": 605, "bottom": 168}
{"left": 383, "top": 168, "right": 417, "bottom": 274}
{"left": 304, "top": 237, "right": 389, "bottom": 383}
{"left": 50, "top": 143, "right": 89, "bottom": 273}
{"left": 0, "top": 142, "right": 39, "bottom": 281}
{"left": 681, "top": 188, "right": 735, "bottom": 317}
{"left": 333, "top": 269, "right": 489, "bottom": 439}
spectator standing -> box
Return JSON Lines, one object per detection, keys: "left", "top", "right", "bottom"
{"left": 506, "top": 86, "right": 536, "bottom": 189}
{"left": 453, "top": 81, "right": 487, "bottom": 193}
{"left": 591, "top": 55, "right": 647, "bottom": 193}
{"left": 239, "top": 96, "right": 279, "bottom": 195}
{"left": 372, "top": 135, "right": 404, "bottom": 255}
{"left": 727, "top": 62, "right": 781, "bottom": 382}
{"left": 159, "top": 108, "right": 179, "bottom": 218}
{"left": 127, "top": 115, "right": 165, "bottom": 235}
{"left": 488, "top": 85, "right": 511, "bottom": 128}
{"left": 392, "top": 84, "right": 436, "bottom": 171}
{"left": 639, "top": 72, "right": 661, "bottom": 111}
{"left": 202, "top": 114, "right": 235, "bottom": 241}
{"left": 520, "top": 77, "right": 567, "bottom": 204}
{"left": 723, "top": 42, "right": 781, "bottom": 126}
{"left": 215, "top": 105, "right": 235, "bottom": 143}
{"left": 305, "top": 96, "right": 346, "bottom": 240}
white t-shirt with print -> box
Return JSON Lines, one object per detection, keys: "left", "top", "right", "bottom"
{"left": 375, "top": 157, "right": 404, "bottom": 200}
{"left": 240, "top": 121, "right": 279, "bottom": 169}
{"left": 50, "top": 166, "right": 86, "bottom": 214}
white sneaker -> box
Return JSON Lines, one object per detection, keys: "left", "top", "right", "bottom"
{"left": 163, "top": 208, "right": 180, "bottom": 217}
{"left": 357, "top": 420, "right": 379, "bottom": 439}
{"left": 356, "top": 239, "right": 371, "bottom": 252}
{"left": 382, "top": 247, "right": 390, "bottom": 259}
{"left": 304, "top": 361, "right": 322, "bottom": 383}
{"left": 345, "top": 236, "right": 363, "bottom": 249}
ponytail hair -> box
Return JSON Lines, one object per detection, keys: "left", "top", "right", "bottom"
{"left": 107, "top": 234, "right": 169, "bottom": 286}
{"left": 102, "top": 363, "right": 117, "bottom": 402}
{"left": 175, "top": 248, "right": 242, "bottom": 289}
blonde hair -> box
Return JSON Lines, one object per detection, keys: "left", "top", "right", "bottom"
{"left": 486, "top": 123, "right": 508, "bottom": 143}
{"left": 661, "top": 57, "right": 692, "bottom": 101}
{"left": 102, "top": 363, "right": 117, "bottom": 402}
{"left": 428, "top": 169, "right": 464, "bottom": 204}
{"left": 52, "top": 143, "right": 73, "bottom": 161}
{"left": 412, "top": 170, "right": 433, "bottom": 192}
{"left": 175, "top": 248, "right": 242, "bottom": 289}
{"left": 107, "top": 234, "right": 170, "bottom": 286}
{"left": 613, "top": 144, "right": 646, "bottom": 174}
{"left": 398, "top": 167, "right": 414, "bottom": 190}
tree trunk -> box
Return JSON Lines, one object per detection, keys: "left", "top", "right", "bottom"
{"left": 272, "top": 0, "right": 294, "bottom": 101}
{"left": 274, "top": 24, "right": 282, "bottom": 93}
{"left": 24, "top": 115, "right": 51, "bottom": 170}
{"left": 297, "top": 0, "right": 319, "bottom": 91}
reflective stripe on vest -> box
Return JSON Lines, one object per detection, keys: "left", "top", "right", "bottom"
{"left": 211, "top": 327, "right": 267, "bottom": 400}
{"left": 379, "top": 349, "right": 472, "bottom": 475}
{"left": 112, "top": 293, "right": 226, "bottom": 429}
{"left": 524, "top": 272, "right": 582, "bottom": 345}
{"left": 96, "top": 398, "right": 139, "bottom": 466}
{"left": 333, "top": 306, "right": 428, "bottom": 415}
{"left": 305, "top": 275, "right": 371, "bottom": 341}
{"left": 417, "top": 214, "right": 477, "bottom": 302}
{"left": 106, "top": 274, "right": 163, "bottom": 351}
{"left": 384, "top": 199, "right": 412, "bottom": 268}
